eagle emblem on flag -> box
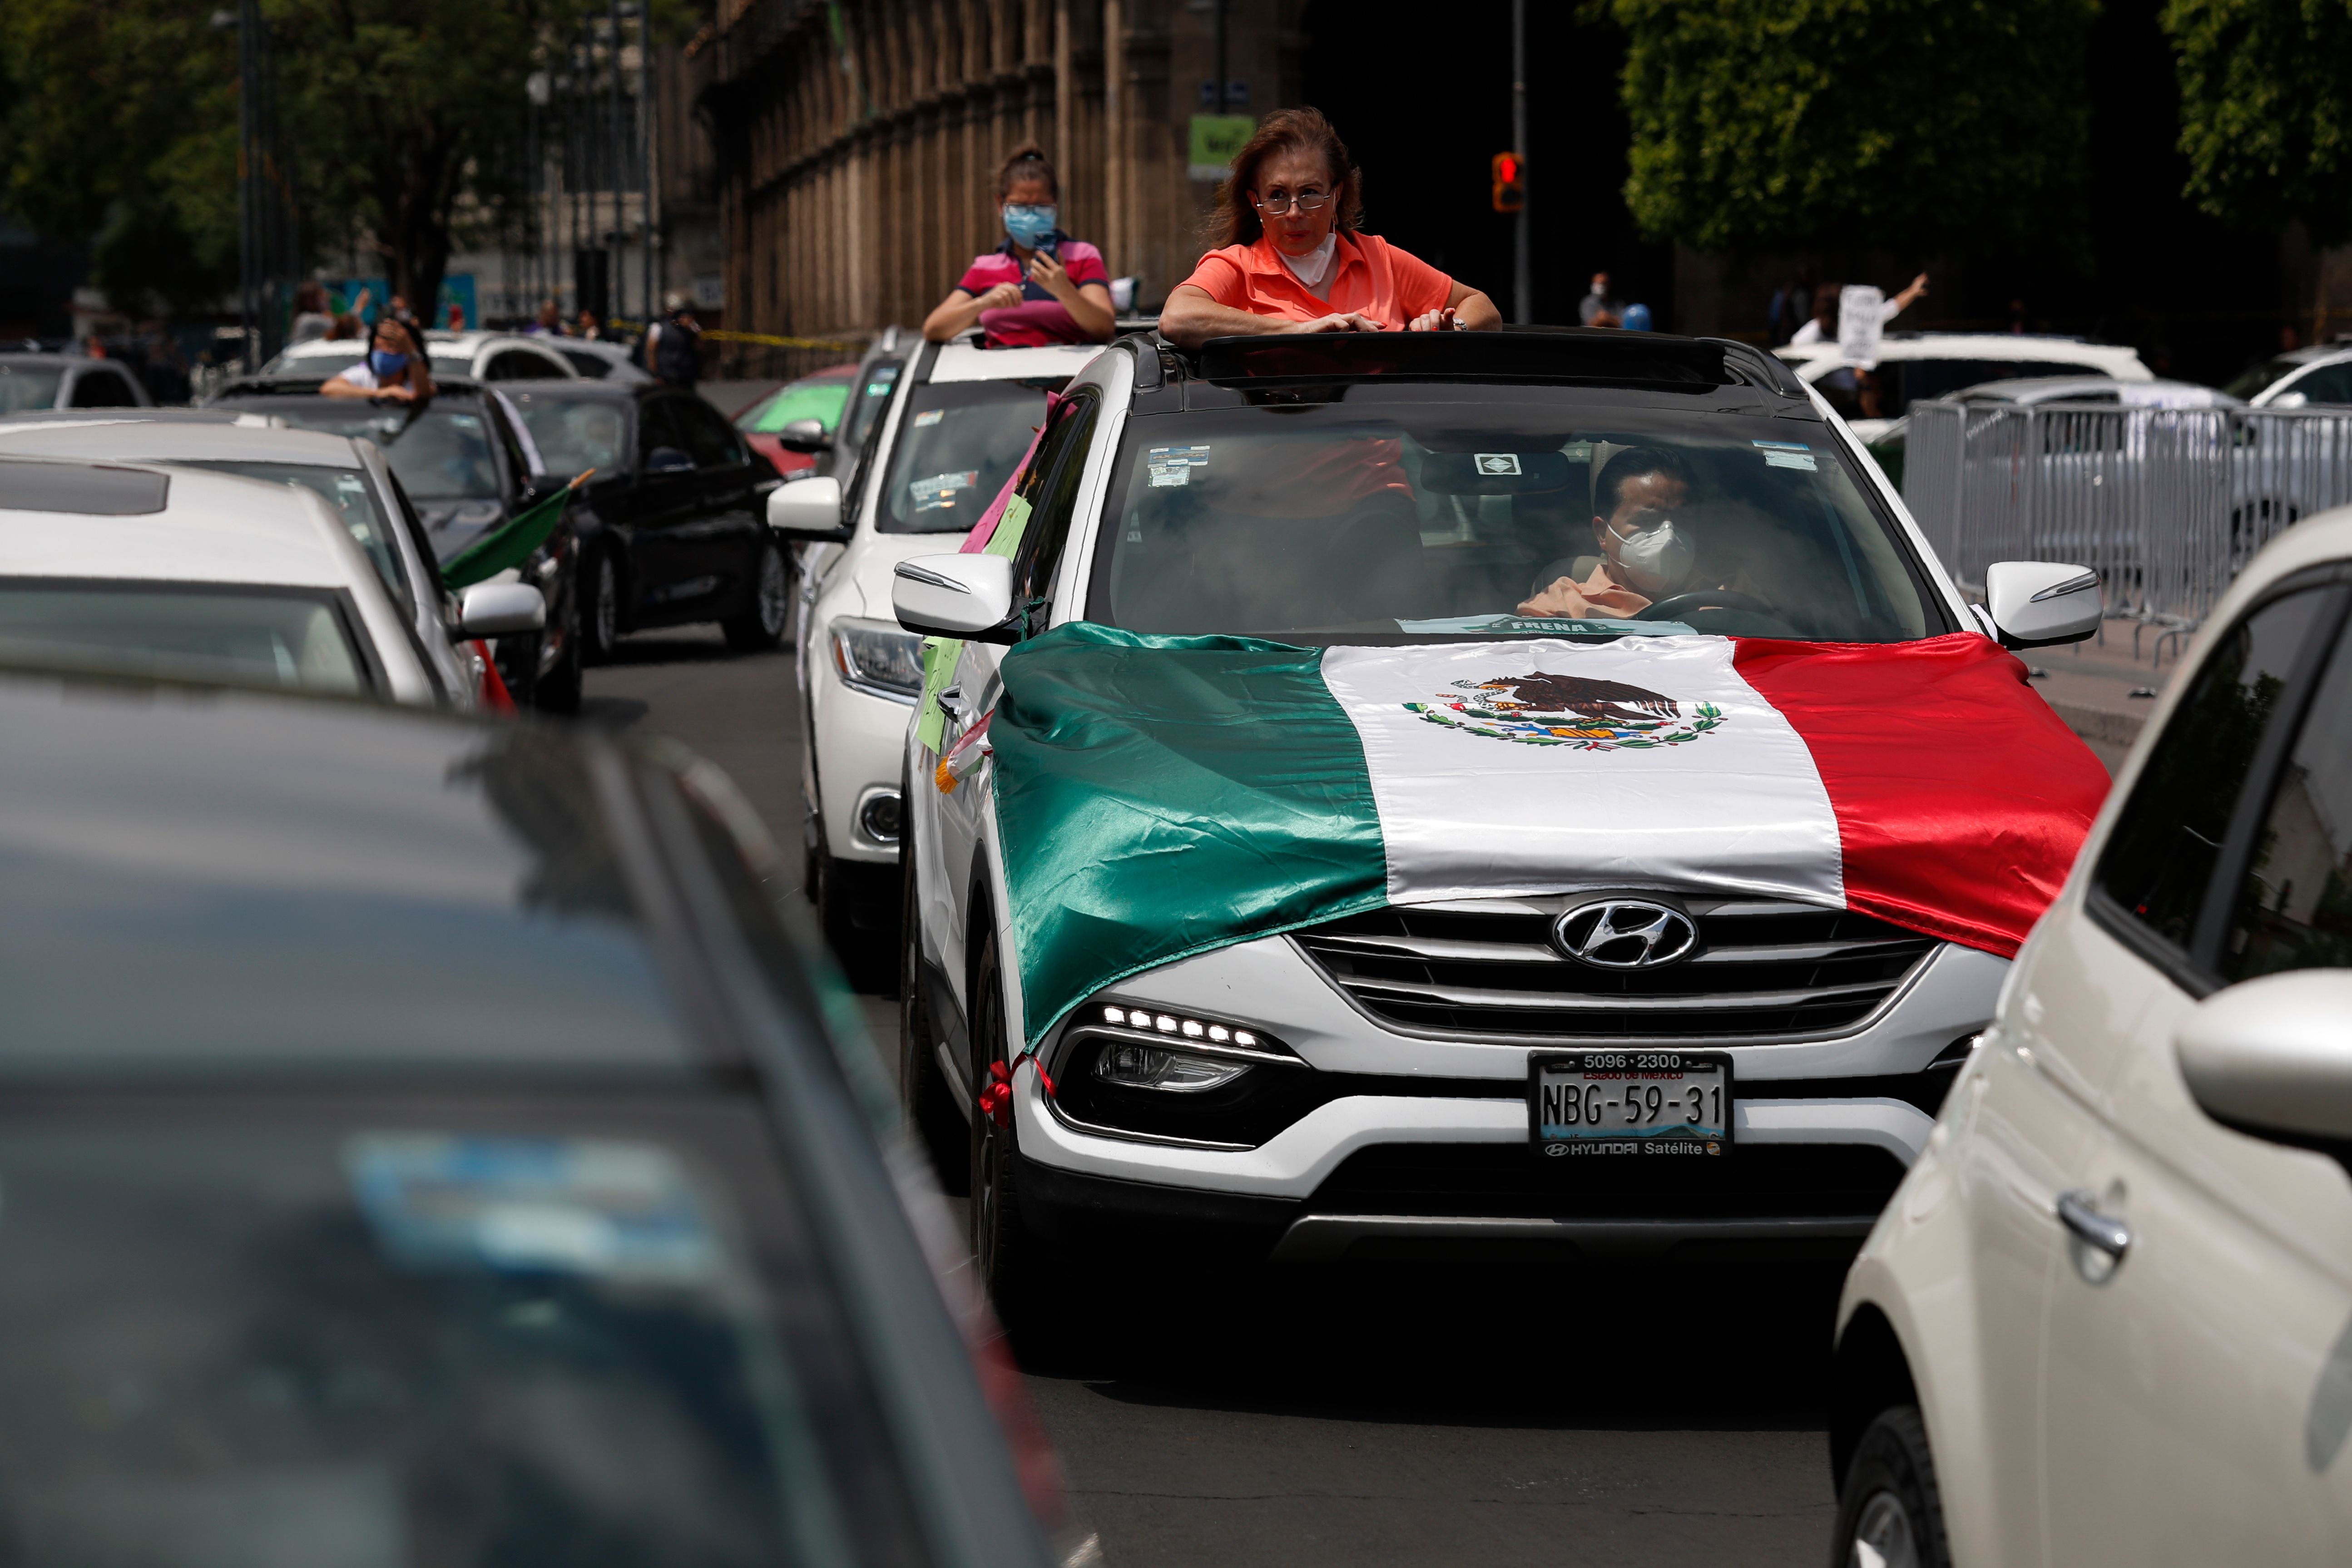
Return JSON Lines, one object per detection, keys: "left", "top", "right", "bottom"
{"left": 1404, "top": 670, "right": 1727, "bottom": 750}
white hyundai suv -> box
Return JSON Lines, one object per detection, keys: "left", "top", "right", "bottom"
{"left": 1833, "top": 504, "right": 2352, "bottom": 1565}
{"left": 890, "top": 329, "right": 2114, "bottom": 1336}
{"left": 769, "top": 336, "right": 1107, "bottom": 960}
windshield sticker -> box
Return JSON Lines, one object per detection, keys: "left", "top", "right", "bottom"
{"left": 1753, "top": 440, "right": 1809, "bottom": 450}
{"left": 912, "top": 409, "right": 944, "bottom": 427}
{"left": 344, "top": 1133, "right": 722, "bottom": 1284}
{"left": 1147, "top": 444, "right": 1211, "bottom": 489}
{"left": 1762, "top": 450, "right": 1818, "bottom": 471}
{"left": 910, "top": 470, "right": 980, "bottom": 509}
{"left": 1473, "top": 453, "right": 1523, "bottom": 476}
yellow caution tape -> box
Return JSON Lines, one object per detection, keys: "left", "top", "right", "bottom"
{"left": 702, "top": 329, "right": 868, "bottom": 353}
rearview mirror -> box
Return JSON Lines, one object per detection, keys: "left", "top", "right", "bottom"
{"left": 452, "top": 581, "right": 547, "bottom": 640}
{"left": 1981, "top": 561, "right": 2100, "bottom": 649}
{"left": 775, "top": 417, "right": 832, "bottom": 453}
{"left": 892, "top": 554, "right": 1019, "bottom": 643}
{"left": 2176, "top": 970, "right": 2352, "bottom": 1176}
{"left": 767, "top": 475, "right": 852, "bottom": 542}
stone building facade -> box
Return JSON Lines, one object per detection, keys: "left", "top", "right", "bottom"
{"left": 694, "top": 0, "right": 1303, "bottom": 351}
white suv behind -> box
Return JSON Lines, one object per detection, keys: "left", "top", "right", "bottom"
{"left": 1835, "top": 504, "right": 2352, "bottom": 1564}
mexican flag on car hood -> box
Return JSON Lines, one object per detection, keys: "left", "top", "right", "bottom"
{"left": 984, "top": 624, "right": 2109, "bottom": 1049}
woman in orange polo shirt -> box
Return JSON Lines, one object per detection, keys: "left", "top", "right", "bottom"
{"left": 1160, "top": 108, "right": 1500, "bottom": 348}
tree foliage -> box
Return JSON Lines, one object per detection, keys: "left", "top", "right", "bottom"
{"left": 1608, "top": 0, "right": 2098, "bottom": 259}
{"left": 2162, "top": 0, "right": 2352, "bottom": 243}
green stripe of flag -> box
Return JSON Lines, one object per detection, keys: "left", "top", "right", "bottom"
{"left": 441, "top": 477, "right": 581, "bottom": 590}
{"left": 993, "top": 622, "right": 1388, "bottom": 1048}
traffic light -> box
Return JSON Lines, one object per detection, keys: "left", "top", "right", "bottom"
{"left": 1491, "top": 151, "right": 1526, "bottom": 214}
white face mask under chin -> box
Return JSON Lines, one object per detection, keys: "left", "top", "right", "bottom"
{"left": 1609, "top": 518, "right": 1696, "bottom": 588}
{"left": 1278, "top": 234, "right": 1338, "bottom": 288}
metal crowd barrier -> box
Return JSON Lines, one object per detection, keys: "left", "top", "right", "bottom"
{"left": 1902, "top": 401, "right": 2352, "bottom": 638}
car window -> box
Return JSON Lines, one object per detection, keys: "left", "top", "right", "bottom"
{"left": 839, "top": 362, "right": 901, "bottom": 454}
{"left": 2094, "top": 587, "right": 2337, "bottom": 960}
{"left": 876, "top": 379, "right": 1060, "bottom": 534}
{"left": 262, "top": 349, "right": 366, "bottom": 380}
{"left": 235, "top": 402, "right": 507, "bottom": 504}
{"left": 2218, "top": 616, "right": 2352, "bottom": 980}
{"left": 2226, "top": 355, "right": 2308, "bottom": 401}
{"left": 485, "top": 349, "right": 550, "bottom": 381}
{"left": 170, "top": 461, "right": 410, "bottom": 610}
{"left": 0, "top": 1101, "right": 927, "bottom": 1568}
{"left": 639, "top": 399, "right": 693, "bottom": 470}
{"left": 560, "top": 347, "right": 610, "bottom": 378}
{"left": 1009, "top": 388, "right": 1102, "bottom": 635}
{"left": 68, "top": 370, "right": 137, "bottom": 409}
{"left": 0, "top": 583, "right": 370, "bottom": 693}
{"left": 0, "top": 366, "right": 63, "bottom": 412}
{"left": 741, "top": 376, "right": 852, "bottom": 434}
{"left": 2284, "top": 363, "right": 2352, "bottom": 406}
{"left": 678, "top": 399, "right": 746, "bottom": 470}
{"left": 511, "top": 391, "right": 629, "bottom": 478}
{"left": 1084, "top": 398, "right": 1941, "bottom": 642}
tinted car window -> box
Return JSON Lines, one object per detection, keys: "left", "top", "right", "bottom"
{"left": 678, "top": 399, "right": 745, "bottom": 470}
{"left": 876, "top": 380, "right": 1058, "bottom": 534}
{"left": 2219, "top": 619, "right": 2352, "bottom": 979}
{"left": 226, "top": 402, "right": 506, "bottom": 504}
{"left": 0, "top": 366, "right": 64, "bottom": 412}
{"left": 2095, "top": 588, "right": 2333, "bottom": 954}
{"left": 0, "top": 583, "right": 368, "bottom": 694}
{"left": 1009, "top": 389, "right": 1101, "bottom": 633}
{"left": 485, "top": 349, "right": 550, "bottom": 381}
{"left": 511, "top": 391, "right": 629, "bottom": 478}
{"left": 69, "top": 370, "right": 138, "bottom": 409}
{"left": 560, "top": 347, "right": 611, "bottom": 378}
{"left": 2226, "top": 355, "right": 2309, "bottom": 401}
{"left": 839, "top": 364, "right": 900, "bottom": 455}
{"left": 639, "top": 400, "right": 693, "bottom": 470}
{"left": 173, "top": 461, "right": 408, "bottom": 608}
{"left": 2285, "top": 363, "right": 2352, "bottom": 406}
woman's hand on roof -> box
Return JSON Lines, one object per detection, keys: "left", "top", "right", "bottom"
{"left": 1281, "top": 311, "right": 1379, "bottom": 335}
{"left": 1407, "top": 307, "right": 1461, "bottom": 332}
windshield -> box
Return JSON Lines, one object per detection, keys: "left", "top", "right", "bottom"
{"left": 0, "top": 584, "right": 369, "bottom": 692}
{"left": 243, "top": 405, "right": 503, "bottom": 502}
{"left": 0, "top": 367, "right": 63, "bottom": 413}
{"left": 508, "top": 392, "right": 628, "bottom": 479}
{"left": 1086, "top": 401, "right": 1941, "bottom": 643}
{"left": 0, "top": 1104, "right": 917, "bottom": 1568}
{"left": 262, "top": 349, "right": 366, "bottom": 380}
{"left": 172, "top": 461, "right": 406, "bottom": 605}
{"left": 876, "top": 380, "right": 1058, "bottom": 534}
{"left": 2225, "top": 356, "right": 2307, "bottom": 401}
{"left": 740, "top": 376, "right": 851, "bottom": 435}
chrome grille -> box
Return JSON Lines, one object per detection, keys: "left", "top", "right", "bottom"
{"left": 1292, "top": 896, "right": 1938, "bottom": 1039}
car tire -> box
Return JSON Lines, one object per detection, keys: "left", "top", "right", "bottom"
{"left": 722, "top": 534, "right": 789, "bottom": 651}
{"left": 968, "top": 925, "right": 1063, "bottom": 1344}
{"left": 1831, "top": 1405, "right": 1951, "bottom": 1568}
{"left": 900, "top": 805, "right": 970, "bottom": 1193}
{"left": 534, "top": 583, "right": 585, "bottom": 713}
{"left": 581, "top": 550, "right": 620, "bottom": 667}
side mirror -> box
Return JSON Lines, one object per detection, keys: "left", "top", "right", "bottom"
{"left": 1981, "top": 561, "right": 2101, "bottom": 649}
{"left": 775, "top": 417, "right": 832, "bottom": 453}
{"left": 451, "top": 581, "right": 547, "bottom": 640}
{"left": 2177, "top": 971, "right": 2352, "bottom": 1176}
{"left": 645, "top": 446, "right": 694, "bottom": 475}
{"left": 892, "top": 554, "right": 1019, "bottom": 643}
{"left": 767, "top": 475, "right": 852, "bottom": 541}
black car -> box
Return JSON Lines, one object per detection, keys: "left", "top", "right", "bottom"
{"left": 209, "top": 380, "right": 587, "bottom": 710}
{"left": 0, "top": 663, "right": 1084, "bottom": 1568}
{"left": 500, "top": 381, "right": 790, "bottom": 661}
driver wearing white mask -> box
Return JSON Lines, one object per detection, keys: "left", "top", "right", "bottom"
{"left": 1517, "top": 448, "right": 1709, "bottom": 618}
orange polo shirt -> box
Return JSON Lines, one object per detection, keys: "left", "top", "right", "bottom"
{"left": 1181, "top": 232, "right": 1454, "bottom": 330}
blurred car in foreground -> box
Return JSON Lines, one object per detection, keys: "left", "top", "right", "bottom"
{"left": 0, "top": 667, "right": 1079, "bottom": 1568}
{"left": 0, "top": 456, "right": 535, "bottom": 705}
{"left": 0, "top": 415, "right": 485, "bottom": 705}
{"left": 1835, "top": 504, "right": 2352, "bottom": 1564}
{"left": 500, "top": 381, "right": 788, "bottom": 663}
{"left": 0, "top": 352, "right": 153, "bottom": 413}
{"left": 208, "top": 384, "right": 585, "bottom": 710}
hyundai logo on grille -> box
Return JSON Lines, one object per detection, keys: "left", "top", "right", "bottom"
{"left": 1552, "top": 900, "right": 1698, "bottom": 969}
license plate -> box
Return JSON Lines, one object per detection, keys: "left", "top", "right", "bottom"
{"left": 1528, "top": 1051, "right": 1733, "bottom": 1158}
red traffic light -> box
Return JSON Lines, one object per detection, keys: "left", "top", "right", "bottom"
{"left": 1491, "top": 151, "right": 1526, "bottom": 213}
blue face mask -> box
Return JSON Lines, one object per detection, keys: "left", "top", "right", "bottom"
{"left": 369, "top": 350, "right": 409, "bottom": 376}
{"left": 1003, "top": 204, "right": 1059, "bottom": 251}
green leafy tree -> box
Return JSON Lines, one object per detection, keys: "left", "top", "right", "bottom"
{"left": 2162, "top": 0, "right": 2352, "bottom": 242}
{"left": 1607, "top": 0, "right": 2098, "bottom": 258}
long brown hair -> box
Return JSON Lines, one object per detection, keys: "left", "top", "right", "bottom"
{"left": 995, "top": 143, "right": 1058, "bottom": 201}
{"left": 1204, "top": 107, "right": 1365, "bottom": 249}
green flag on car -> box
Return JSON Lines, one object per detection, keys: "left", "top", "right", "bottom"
{"left": 441, "top": 470, "right": 594, "bottom": 590}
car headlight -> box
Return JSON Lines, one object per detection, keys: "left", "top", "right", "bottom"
{"left": 830, "top": 617, "right": 924, "bottom": 703}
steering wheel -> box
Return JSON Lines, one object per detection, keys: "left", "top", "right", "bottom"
{"left": 1634, "top": 590, "right": 1780, "bottom": 622}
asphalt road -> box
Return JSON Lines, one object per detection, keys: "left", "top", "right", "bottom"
{"left": 580, "top": 620, "right": 1845, "bottom": 1565}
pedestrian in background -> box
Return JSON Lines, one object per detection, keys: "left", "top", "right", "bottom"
{"left": 288, "top": 283, "right": 334, "bottom": 345}
{"left": 924, "top": 145, "right": 1114, "bottom": 346}
{"left": 527, "top": 299, "right": 566, "bottom": 336}
{"left": 647, "top": 294, "right": 703, "bottom": 388}
{"left": 1579, "top": 272, "right": 1621, "bottom": 327}
{"left": 1159, "top": 107, "right": 1499, "bottom": 345}
{"left": 1767, "top": 267, "right": 1816, "bottom": 346}
{"left": 575, "top": 308, "right": 602, "bottom": 341}
{"left": 385, "top": 294, "right": 418, "bottom": 327}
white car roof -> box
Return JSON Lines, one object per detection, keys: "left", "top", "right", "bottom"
{"left": 272, "top": 338, "right": 370, "bottom": 360}
{"left": 926, "top": 341, "right": 1108, "bottom": 383}
{"left": 1778, "top": 333, "right": 2153, "bottom": 381}
{"left": 1954, "top": 375, "right": 2240, "bottom": 409}
{"left": 0, "top": 423, "right": 366, "bottom": 467}
{"left": 0, "top": 460, "right": 377, "bottom": 588}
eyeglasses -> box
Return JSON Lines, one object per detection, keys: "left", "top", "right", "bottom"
{"left": 1249, "top": 188, "right": 1333, "bottom": 215}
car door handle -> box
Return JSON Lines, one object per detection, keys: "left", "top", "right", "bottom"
{"left": 2056, "top": 1190, "right": 2131, "bottom": 1262}
{"left": 937, "top": 684, "right": 971, "bottom": 723}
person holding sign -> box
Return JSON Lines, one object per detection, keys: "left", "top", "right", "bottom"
{"left": 1788, "top": 273, "right": 1928, "bottom": 346}
{"left": 1159, "top": 108, "right": 1500, "bottom": 347}
{"left": 924, "top": 146, "right": 1115, "bottom": 347}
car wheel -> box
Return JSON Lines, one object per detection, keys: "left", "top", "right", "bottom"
{"left": 534, "top": 582, "right": 585, "bottom": 713}
{"left": 1832, "top": 1406, "right": 1951, "bottom": 1568}
{"left": 900, "top": 804, "right": 970, "bottom": 1192}
{"left": 582, "top": 552, "right": 620, "bottom": 666}
{"left": 968, "top": 925, "right": 1061, "bottom": 1342}
{"left": 722, "top": 534, "right": 789, "bottom": 651}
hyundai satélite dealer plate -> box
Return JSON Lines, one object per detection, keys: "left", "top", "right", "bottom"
{"left": 1528, "top": 1051, "right": 1732, "bottom": 1157}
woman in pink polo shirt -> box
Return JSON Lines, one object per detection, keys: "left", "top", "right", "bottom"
{"left": 1160, "top": 108, "right": 1500, "bottom": 348}
{"left": 923, "top": 146, "right": 1115, "bottom": 347}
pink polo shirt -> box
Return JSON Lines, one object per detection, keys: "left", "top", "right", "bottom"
{"left": 956, "top": 237, "right": 1111, "bottom": 347}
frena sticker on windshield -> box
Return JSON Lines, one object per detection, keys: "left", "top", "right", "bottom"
{"left": 1753, "top": 439, "right": 1817, "bottom": 471}
{"left": 1147, "top": 444, "right": 1211, "bottom": 488}
{"left": 913, "top": 409, "right": 944, "bottom": 427}
{"left": 910, "top": 470, "right": 979, "bottom": 509}
{"left": 1474, "top": 453, "right": 1523, "bottom": 476}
